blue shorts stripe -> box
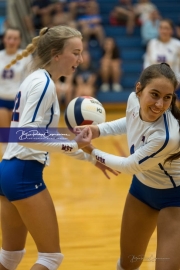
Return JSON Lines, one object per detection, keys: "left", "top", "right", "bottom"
{"left": 32, "top": 73, "right": 50, "bottom": 122}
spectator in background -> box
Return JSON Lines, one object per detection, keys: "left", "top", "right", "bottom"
{"left": 141, "top": 9, "right": 161, "bottom": 49}
{"left": 0, "top": 27, "right": 32, "bottom": 153}
{"left": 143, "top": 19, "right": 180, "bottom": 99}
{"left": 68, "top": 0, "right": 90, "bottom": 20}
{"left": 55, "top": 75, "right": 75, "bottom": 107}
{"left": 52, "top": 1, "right": 76, "bottom": 28}
{"left": 77, "top": 1, "right": 105, "bottom": 47}
{"left": 109, "top": 0, "right": 135, "bottom": 35}
{"left": 175, "top": 17, "right": 180, "bottom": 40}
{"left": 134, "top": 0, "right": 158, "bottom": 26}
{"left": 31, "top": 0, "right": 57, "bottom": 31}
{"left": 74, "top": 50, "right": 97, "bottom": 97}
{"left": 99, "top": 37, "right": 122, "bottom": 92}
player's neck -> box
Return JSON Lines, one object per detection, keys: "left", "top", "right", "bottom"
{"left": 160, "top": 37, "right": 171, "bottom": 43}
{"left": 5, "top": 48, "right": 18, "bottom": 55}
{"left": 44, "top": 67, "right": 61, "bottom": 81}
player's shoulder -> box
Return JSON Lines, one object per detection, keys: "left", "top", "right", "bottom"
{"left": 27, "top": 69, "right": 52, "bottom": 82}
{"left": 151, "top": 111, "right": 179, "bottom": 143}
{"left": 24, "top": 69, "right": 55, "bottom": 92}
{"left": 0, "top": 49, "right": 6, "bottom": 57}
{"left": 170, "top": 38, "right": 180, "bottom": 46}
{"left": 148, "top": 38, "right": 159, "bottom": 46}
{"left": 127, "top": 91, "right": 138, "bottom": 106}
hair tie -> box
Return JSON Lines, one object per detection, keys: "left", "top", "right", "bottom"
{"left": 161, "top": 62, "right": 170, "bottom": 68}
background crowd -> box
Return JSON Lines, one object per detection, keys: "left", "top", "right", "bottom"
{"left": 0, "top": 0, "right": 180, "bottom": 106}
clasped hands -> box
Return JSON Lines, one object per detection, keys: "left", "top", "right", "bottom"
{"left": 73, "top": 124, "right": 99, "bottom": 153}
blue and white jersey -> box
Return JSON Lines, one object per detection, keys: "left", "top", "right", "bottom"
{"left": 144, "top": 38, "right": 180, "bottom": 82}
{"left": 93, "top": 92, "right": 180, "bottom": 189}
{"left": 4, "top": 69, "right": 94, "bottom": 165}
{"left": 0, "top": 49, "right": 32, "bottom": 100}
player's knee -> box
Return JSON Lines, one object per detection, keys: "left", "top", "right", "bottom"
{"left": 0, "top": 248, "right": 25, "bottom": 270}
{"left": 36, "top": 252, "right": 64, "bottom": 270}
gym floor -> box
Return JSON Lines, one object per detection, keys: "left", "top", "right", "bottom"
{"left": 0, "top": 109, "right": 157, "bottom": 270}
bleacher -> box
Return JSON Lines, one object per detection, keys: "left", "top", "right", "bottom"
{"left": 0, "top": 0, "right": 179, "bottom": 106}
{"left": 95, "top": 0, "right": 180, "bottom": 104}
{"left": 0, "top": 0, "right": 6, "bottom": 16}
{"left": 0, "top": 0, "right": 6, "bottom": 32}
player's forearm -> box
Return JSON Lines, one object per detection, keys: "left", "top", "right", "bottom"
{"left": 91, "top": 149, "right": 141, "bottom": 174}
{"left": 18, "top": 140, "right": 78, "bottom": 153}
{"left": 98, "top": 117, "right": 127, "bottom": 136}
{"left": 65, "top": 149, "right": 96, "bottom": 164}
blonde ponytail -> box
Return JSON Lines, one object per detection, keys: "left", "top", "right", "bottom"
{"left": 5, "top": 25, "right": 82, "bottom": 70}
{"left": 5, "top": 27, "right": 49, "bottom": 69}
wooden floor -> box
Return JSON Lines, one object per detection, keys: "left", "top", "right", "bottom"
{"left": 0, "top": 109, "right": 157, "bottom": 270}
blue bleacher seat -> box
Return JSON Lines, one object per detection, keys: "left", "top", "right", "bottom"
{"left": 115, "top": 37, "right": 142, "bottom": 47}
{"left": 122, "top": 61, "right": 143, "bottom": 73}
{"left": 96, "top": 90, "right": 133, "bottom": 103}
{"left": 0, "top": 1, "right": 6, "bottom": 16}
{"left": 0, "top": 16, "right": 5, "bottom": 35}
{"left": 121, "top": 49, "right": 144, "bottom": 61}
{"left": 99, "top": 3, "right": 116, "bottom": 14}
{"left": 104, "top": 26, "right": 141, "bottom": 36}
{"left": 121, "top": 73, "right": 139, "bottom": 89}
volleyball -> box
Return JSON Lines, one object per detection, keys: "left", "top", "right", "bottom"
{"left": 64, "top": 96, "right": 106, "bottom": 131}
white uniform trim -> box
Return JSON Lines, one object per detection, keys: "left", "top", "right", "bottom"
{"left": 93, "top": 92, "right": 180, "bottom": 189}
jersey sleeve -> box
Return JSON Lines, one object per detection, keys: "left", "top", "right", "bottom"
{"left": 97, "top": 117, "right": 127, "bottom": 136}
{"left": 91, "top": 132, "right": 178, "bottom": 174}
{"left": 19, "top": 138, "right": 78, "bottom": 153}
{"left": 19, "top": 77, "right": 54, "bottom": 127}
{"left": 64, "top": 149, "right": 96, "bottom": 164}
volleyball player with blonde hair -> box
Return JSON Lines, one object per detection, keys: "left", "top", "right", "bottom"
{"left": 0, "top": 25, "right": 116, "bottom": 270}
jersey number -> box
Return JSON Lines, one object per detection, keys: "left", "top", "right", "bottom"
{"left": 12, "top": 91, "right": 21, "bottom": 122}
{"left": 157, "top": 55, "right": 166, "bottom": 63}
{"left": 2, "top": 69, "right": 14, "bottom": 79}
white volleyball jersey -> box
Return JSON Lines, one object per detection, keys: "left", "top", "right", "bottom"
{"left": 144, "top": 38, "right": 180, "bottom": 81}
{"left": 93, "top": 92, "right": 180, "bottom": 189}
{"left": 0, "top": 49, "right": 32, "bottom": 100}
{"left": 3, "top": 69, "right": 94, "bottom": 165}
